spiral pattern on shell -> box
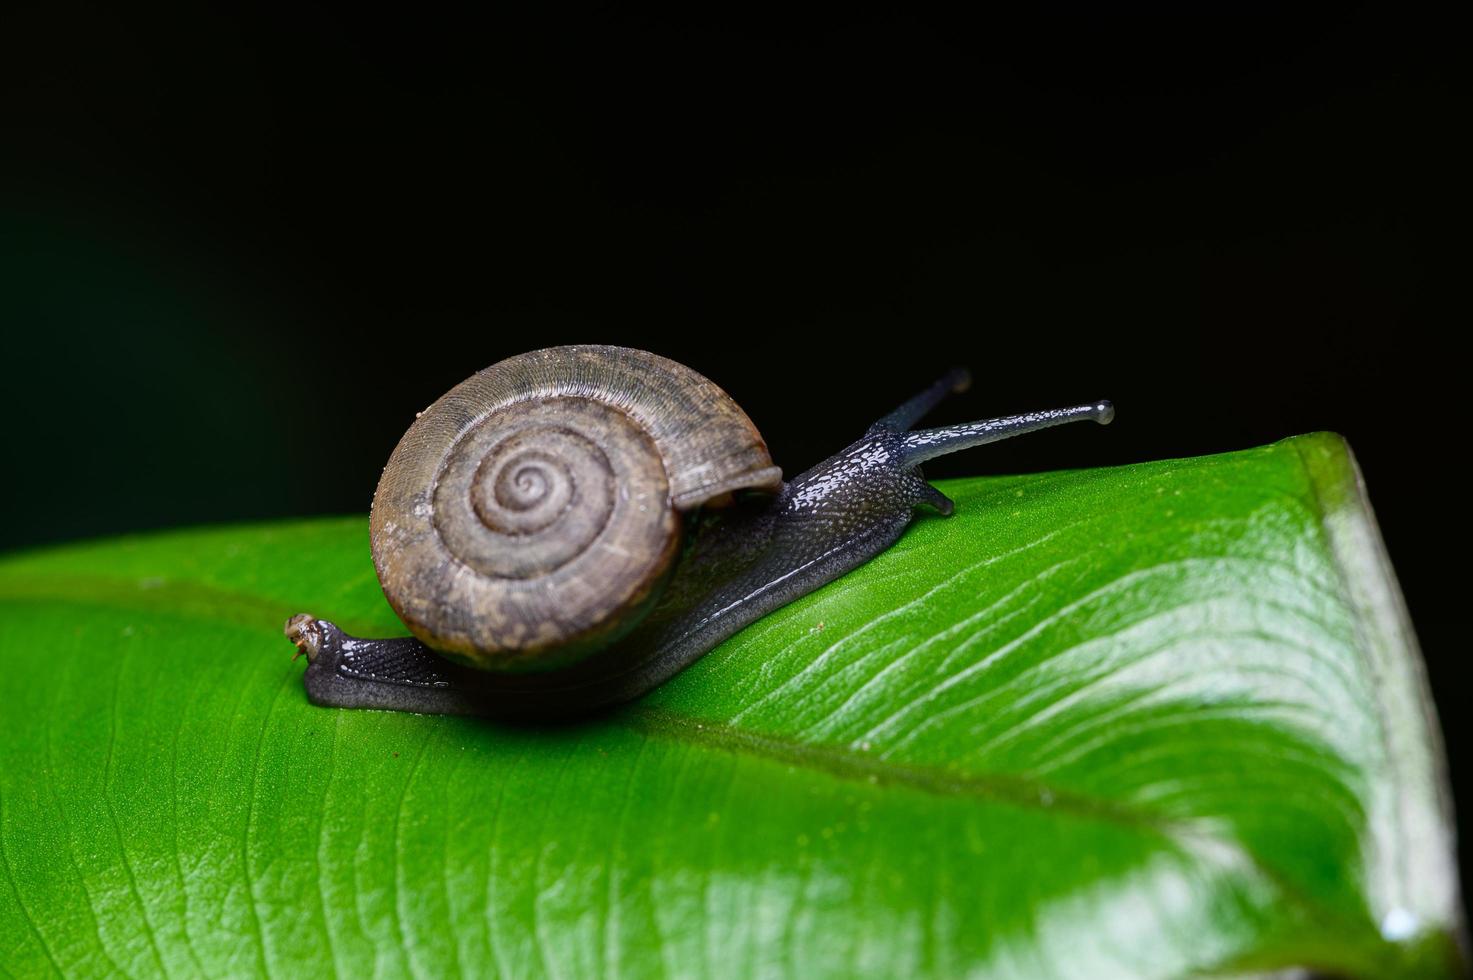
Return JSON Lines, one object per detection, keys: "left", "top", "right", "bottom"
{"left": 370, "top": 346, "right": 783, "bottom": 672}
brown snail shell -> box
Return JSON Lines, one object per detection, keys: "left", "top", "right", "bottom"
{"left": 369, "top": 345, "right": 783, "bottom": 672}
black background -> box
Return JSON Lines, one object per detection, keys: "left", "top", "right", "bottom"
{"left": 2, "top": 2, "right": 1462, "bottom": 894}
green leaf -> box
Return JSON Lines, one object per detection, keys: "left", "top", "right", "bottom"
{"left": 0, "top": 433, "right": 1460, "bottom": 978}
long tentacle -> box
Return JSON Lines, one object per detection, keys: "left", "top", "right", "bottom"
{"left": 900, "top": 401, "right": 1113, "bottom": 467}
{"left": 868, "top": 367, "right": 971, "bottom": 434}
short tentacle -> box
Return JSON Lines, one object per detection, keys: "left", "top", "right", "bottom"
{"left": 904, "top": 476, "right": 955, "bottom": 515}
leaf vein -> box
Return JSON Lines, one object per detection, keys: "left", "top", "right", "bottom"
{"left": 103, "top": 643, "right": 170, "bottom": 977}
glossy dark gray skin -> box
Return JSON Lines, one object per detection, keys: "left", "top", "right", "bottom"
{"left": 288, "top": 371, "right": 1112, "bottom": 719}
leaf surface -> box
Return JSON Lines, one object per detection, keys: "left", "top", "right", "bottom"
{"left": 0, "top": 433, "right": 1460, "bottom": 977}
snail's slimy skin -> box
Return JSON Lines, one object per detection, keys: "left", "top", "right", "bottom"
{"left": 287, "top": 362, "right": 1112, "bottom": 720}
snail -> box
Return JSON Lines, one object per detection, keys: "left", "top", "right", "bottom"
{"left": 285, "top": 345, "right": 1112, "bottom": 719}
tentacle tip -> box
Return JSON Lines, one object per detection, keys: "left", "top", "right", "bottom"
{"left": 1092, "top": 400, "right": 1115, "bottom": 425}
{"left": 950, "top": 367, "right": 972, "bottom": 394}
{"left": 285, "top": 613, "right": 325, "bottom": 663}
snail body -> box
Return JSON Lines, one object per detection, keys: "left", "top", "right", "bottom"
{"left": 287, "top": 345, "right": 1113, "bottom": 718}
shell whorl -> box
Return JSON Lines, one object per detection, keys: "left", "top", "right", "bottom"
{"left": 370, "top": 346, "right": 783, "bottom": 672}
